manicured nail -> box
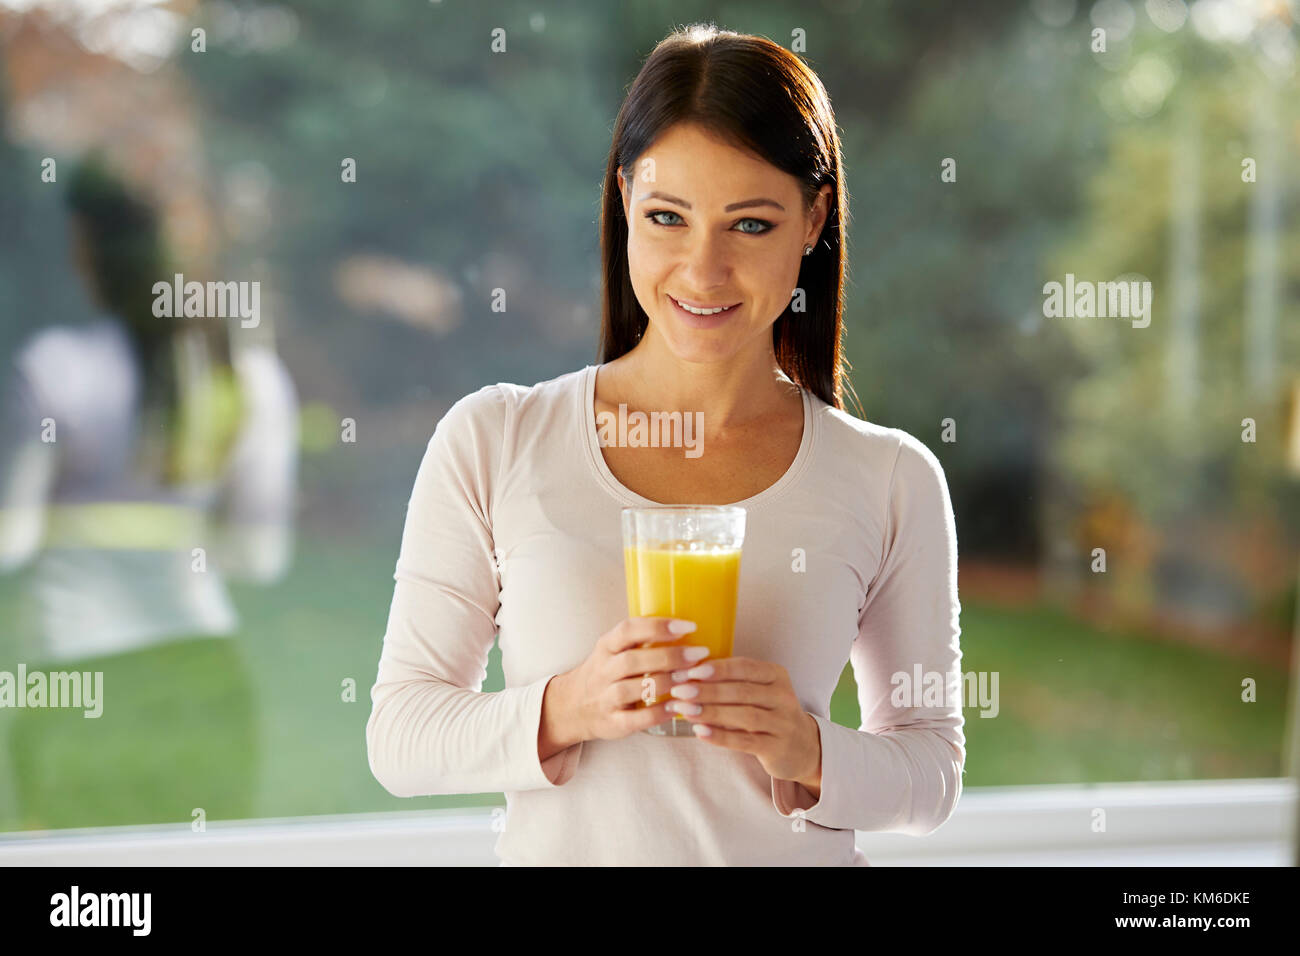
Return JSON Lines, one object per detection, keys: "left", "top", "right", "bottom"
{"left": 671, "top": 670, "right": 689, "bottom": 683}
{"left": 668, "top": 620, "right": 697, "bottom": 634}
{"left": 682, "top": 646, "right": 710, "bottom": 662}
{"left": 669, "top": 683, "right": 698, "bottom": 699}
{"left": 685, "top": 663, "right": 713, "bottom": 680}
{"left": 667, "top": 701, "right": 701, "bottom": 715}
{"left": 693, "top": 723, "right": 712, "bottom": 737}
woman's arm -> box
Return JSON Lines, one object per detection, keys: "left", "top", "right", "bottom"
{"left": 212, "top": 345, "right": 299, "bottom": 584}
{"left": 537, "top": 671, "right": 587, "bottom": 762}
{"left": 0, "top": 354, "right": 56, "bottom": 575}
{"left": 366, "top": 385, "right": 584, "bottom": 798}
{"left": 771, "top": 433, "right": 965, "bottom": 834}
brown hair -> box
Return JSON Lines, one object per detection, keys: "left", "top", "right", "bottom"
{"left": 598, "top": 22, "right": 858, "bottom": 414}
{"left": 67, "top": 152, "right": 246, "bottom": 485}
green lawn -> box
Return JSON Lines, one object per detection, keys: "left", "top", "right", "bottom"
{"left": 0, "top": 531, "right": 1287, "bottom": 831}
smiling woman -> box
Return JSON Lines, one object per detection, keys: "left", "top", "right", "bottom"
{"left": 366, "top": 21, "right": 965, "bottom": 866}
{"left": 616, "top": 125, "right": 826, "bottom": 345}
{"left": 599, "top": 35, "right": 852, "bottom": 410}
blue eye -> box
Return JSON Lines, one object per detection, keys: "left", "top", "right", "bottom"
{"left": 643, "top": 210, "right": 774, "bottom": 234}
{"left": 645, "top": 210, "right": 683, "bottom": 227}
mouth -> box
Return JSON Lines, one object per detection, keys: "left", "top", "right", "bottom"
{"left": 668, "top": 294, "right": 741, "bottom": 325}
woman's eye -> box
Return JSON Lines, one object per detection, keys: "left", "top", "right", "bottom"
{"left": 645, "top": 210, "right": 683, "bottom": 227}
{"left": 643, "top": 210, "right": 773, "bottom": 234}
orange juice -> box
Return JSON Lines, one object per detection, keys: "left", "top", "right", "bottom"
{"left": 623, "top": 546, "right": 742, "bottom": 709}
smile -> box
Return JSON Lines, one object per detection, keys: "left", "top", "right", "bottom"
{"left": 669, "top": 295, "right": 740, "bottom": 316}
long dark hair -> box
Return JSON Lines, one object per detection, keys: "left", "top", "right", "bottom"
{"left": 66, "top": 153, "right": 245, "bottom": 486}
{"left": 599, "top": 22, "right": 858, "bottom": 415}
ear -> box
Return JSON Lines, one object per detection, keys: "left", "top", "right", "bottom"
{"left": 805, "top": 183, "right": 833, "bottom": 248}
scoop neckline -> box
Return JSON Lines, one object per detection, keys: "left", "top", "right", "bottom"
{"left": 579, "top": 363, "right": 816, "bottom": 511}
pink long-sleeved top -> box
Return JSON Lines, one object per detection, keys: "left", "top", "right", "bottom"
{"left": 366, "top": 364, "right": 965, "bottom": 865}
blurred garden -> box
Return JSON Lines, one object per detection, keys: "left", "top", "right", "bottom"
{"left": 0, "top": 0, "right": 1296, "bottom": 829}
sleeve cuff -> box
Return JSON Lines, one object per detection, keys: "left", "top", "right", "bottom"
{"left": 523, "top": 673, "right": 584, "bottom": 788}
{"left": 770, "top": 712, "right": 842, "bottom": 824}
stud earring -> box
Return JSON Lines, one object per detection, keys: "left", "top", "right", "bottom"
{"left": 803, "top": 244, "right": 813, "bottom": 256}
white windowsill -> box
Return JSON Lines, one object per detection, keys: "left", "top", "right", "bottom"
{"left": 0, "top": 777, "right": 1293, "bottom": 866}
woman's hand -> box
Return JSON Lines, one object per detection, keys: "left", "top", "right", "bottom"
{"left": 549, "top": 617, "right": 716, "bottom": 744}
{"left": 665, "top": 657, "right": 822, "bottom": 791}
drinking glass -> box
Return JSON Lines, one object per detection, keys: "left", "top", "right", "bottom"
{"left": 621, "top": 505, "right": 746, "bottom": 736}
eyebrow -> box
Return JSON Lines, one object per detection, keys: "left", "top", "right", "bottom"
{"left": 636, "top": 191, "right": 786, "bottom": 213}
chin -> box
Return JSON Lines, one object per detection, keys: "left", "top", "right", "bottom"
{"left": 659, "top": 328, "right": 746, "bottom": 366}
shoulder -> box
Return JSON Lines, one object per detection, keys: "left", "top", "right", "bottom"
{"left": 816, "top": 402, "right": 951, "bottom": 503}
{"left": 889, "top": 427, "right": 948, "bottom": 488}
{"left": 11, "top": 319, "right": 132, "bottom": 408}
{"left": 15, "top": 319, "right": 119, "bottom": 374}
{"left": 420, "top": 368, "right": 586, "bottom": 500}
{"left": 432, "top": 366, "right": 585, "bottom": 441}
{"left": 818, "top": 403, "right": 944, "bottom": 474}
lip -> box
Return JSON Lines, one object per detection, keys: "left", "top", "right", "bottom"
{"left": 668, "top": 294, "right": 741, "bottom": 328}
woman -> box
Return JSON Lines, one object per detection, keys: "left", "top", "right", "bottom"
{"left": 0, "top": 154, "right": 299, "bottom": 829}
{"left": 366, "top": 23, "right": 964, "bottom": 865}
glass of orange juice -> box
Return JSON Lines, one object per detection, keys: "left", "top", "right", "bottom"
{"left": 621, "top": 505, "right": 746, "bottom": 736}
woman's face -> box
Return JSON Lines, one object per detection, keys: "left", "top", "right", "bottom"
{"left": 619, "top": 122, "right": 832, "bottom": 366}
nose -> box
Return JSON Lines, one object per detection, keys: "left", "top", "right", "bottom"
{"left": 677, "top": 230, "right": 733, "bottom": 292}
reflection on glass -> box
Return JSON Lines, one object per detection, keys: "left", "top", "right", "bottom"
{"left": 0, "top": 155, "right": 299, "bottom": 830}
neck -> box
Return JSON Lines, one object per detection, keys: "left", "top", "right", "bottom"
{"left": 603, "top": 327, "right": 799, "bottom": 432}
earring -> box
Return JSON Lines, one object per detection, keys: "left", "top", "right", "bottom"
{"left": 803, "top": 244, "right": 813, "bottom": 256}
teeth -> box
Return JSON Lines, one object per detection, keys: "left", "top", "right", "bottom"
{"left": 673, "top": 297, "right": 736, "bottom": 315}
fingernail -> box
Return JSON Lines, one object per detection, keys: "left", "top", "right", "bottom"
{"left": 686, "top": 663, "right": 713, "bottom": 679}
{"left": 669, "top": 683, "right": 698, "bottom": 699}
{"left": 668, "top": 620, "right": 697, "bottom": 634}
{"left": 669, "top": 701, "right": 702, "bottom": 716}
{"left": 670, "top": 670, "right": 689, "bottom": 683}
{"left": 693, "top": 723, "right": 712, "bottom": 737}
{"left": 682, "top": 646, "right": 710, "bottom": 662}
